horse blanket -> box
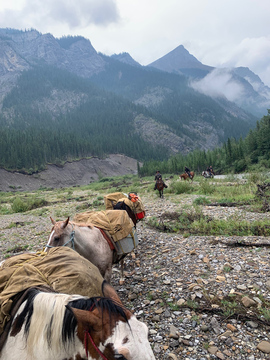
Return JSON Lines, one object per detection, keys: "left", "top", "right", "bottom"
{"left": 0, "top": 247, "right": 104, "bottom": 336}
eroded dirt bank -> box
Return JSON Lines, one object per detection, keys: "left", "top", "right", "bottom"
{"left": 0, "top": 154, "right": 139, "bottom": 192}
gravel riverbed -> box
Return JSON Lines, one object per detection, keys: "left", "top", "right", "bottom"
{"left": 1, "top": 191, "right": 270, "bottom": 359}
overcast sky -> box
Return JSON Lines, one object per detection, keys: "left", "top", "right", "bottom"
{"left": 1, "top": 0, "right": 270, "bottom": 86}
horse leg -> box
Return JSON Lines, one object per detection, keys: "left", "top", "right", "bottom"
{"left": 119, "top": 259, "right": 125, "bottom": 285}
{"left": 104, "top": 263, "right": 113, "bottom": 283}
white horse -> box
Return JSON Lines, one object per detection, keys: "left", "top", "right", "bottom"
{"left": 0, "top": 283, "right": 155, "bottom": 360}
{"left": 46, "top": 217, "right": 115, "bottom": 283}
{"left": 202, "top": 170, "right": 214, "bottom": 178}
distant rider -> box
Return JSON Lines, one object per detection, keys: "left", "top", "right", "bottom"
{"left": 154, "top": 171, "right": 168, "bottom": 190}
{"left": 184, "top": 166, "right": 191, "bottom": 179}
{"left": 209, "top": 165, "right": 215, "bottom": 175}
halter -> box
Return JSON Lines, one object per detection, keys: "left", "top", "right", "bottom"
{"left": 84, "top": 330, "right": 108, "bottom": 360}
{"left": 83, "top": 302, "right": 109, "bottom": 360}
{"left": 46, "top": 224, "right": 75, "bottom": 249}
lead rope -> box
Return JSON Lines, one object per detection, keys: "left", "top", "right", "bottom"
{"left": 84, "top": 330, "right": 108, "bottom": 360}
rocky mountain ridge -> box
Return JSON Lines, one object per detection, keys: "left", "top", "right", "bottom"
{"left": 0, "top": 28, "right": 262, "bottom": 171}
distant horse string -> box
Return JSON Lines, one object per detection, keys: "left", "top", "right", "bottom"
{"left": 180, "top": 171, "right": 195, "bottom": 181}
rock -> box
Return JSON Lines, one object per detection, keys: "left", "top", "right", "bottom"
{"left": 167, "top": 353, "right": 178, "bottom": 360}
{"left": 169, "top": 325, "right": 179, "bottom": 339}
{"left": 201, "top": 324, "right": 209, "bottom": 332}
{"left": 246, "top": 321, "right": 258, "bottom": 328}
{"left": 216, "top": 351, "right": 225, "bottom": 359}
{"left": 227, "top": 324, "right": 237, "bottom": 332}
{"left": 242, "top": 296, "right": 256, "bottom": 307}
{"left": 237, "top": 284, "right": 247, "bottom": 290}
{"left": 257, "top": 340, "right": 270, "bottom": 353}
{"left": 265, "top": 280, "right": 270, "bottom": 290}
{"left": 176, "top": 298, "right": 185, "bottom": 306}
{"left": 208, "top": 346, "right": 218, "bottom": 354}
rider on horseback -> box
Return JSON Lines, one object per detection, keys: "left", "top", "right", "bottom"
{"left": 206, "top": 165, "right": 215, "bottom": 176}
{"left": 185, "top": 166, "right": 192, "bottom": 179}
{"left": 154, "top": 171, "right": 168, "bottom": 190}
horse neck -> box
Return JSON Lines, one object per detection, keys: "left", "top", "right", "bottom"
{"left": 17, "top": 292, "right": 84, "bottom": 359}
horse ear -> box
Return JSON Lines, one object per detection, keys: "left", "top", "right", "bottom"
{"left": 66, "top": 305, "right": 99, "bottom": 329}
{"left": 102, "top": 281, "right": 122, "bottom": 305}
{"left": 62, "top": 217, "right": 70, "bottom": 229}
{"left": 50, "top": 216, "right": 56, "bottom": 225}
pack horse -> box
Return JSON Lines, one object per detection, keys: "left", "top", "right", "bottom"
{"left": 0, "top": 248, "right": 155, "bottom": 360}
{"left": 46, "top": 192, "right": 145, "bottom": 283}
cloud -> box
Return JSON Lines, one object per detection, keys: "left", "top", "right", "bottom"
{"left": 221, "top": 37, "right": 270, "bottom": 87}
{"left": 190, "top": 68, "right": 245, "bottom": 102}
{"left": 0, "top": 0, "right": 120, "bottom": 31}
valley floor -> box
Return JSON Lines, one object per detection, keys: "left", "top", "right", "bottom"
{"left": 0, "top": 189, "right": 270, "bottom": 359}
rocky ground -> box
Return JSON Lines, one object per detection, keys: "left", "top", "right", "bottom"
{"left": 1, "top": 190, "right": 270, "bottom": 359}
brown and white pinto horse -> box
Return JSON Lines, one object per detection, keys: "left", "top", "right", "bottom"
{"left": 179, "top": 171, "right": 195, "bottom": 181}
{"left": 0, "top": 283, "right": 155, "bottom": 360}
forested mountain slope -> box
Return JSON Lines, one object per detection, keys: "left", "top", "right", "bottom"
{"left": 0, "top": 28, "right": 260, "bottom": 173}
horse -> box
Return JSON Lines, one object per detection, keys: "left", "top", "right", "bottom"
{"left": 46, "top": 218, "right": 115, "bottom": 283}
{"left": 0, "top": 283, "right": 156, "bottom": 360}
{"left": 202, "top": 170, "right": 214, "bottom": 178}
{"left": 179, "top": 171, "right": 194, "bottom": 181}
{"left": 156, "top": 178, "right": 165, "bottom": 198}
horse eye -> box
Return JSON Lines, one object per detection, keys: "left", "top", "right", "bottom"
{"left": 54, "top": 237, "right": 60, "bottom": 242}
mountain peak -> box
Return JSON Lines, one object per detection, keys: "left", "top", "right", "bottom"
{"left": 111, "top": 52, "right": 141, "bottom": 67}
{"left": 148, "top": 45, "right": 213, "bottom": 75}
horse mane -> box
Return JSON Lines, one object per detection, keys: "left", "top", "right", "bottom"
{"left": 11, "top": 289, "right": 129, "bottom": 354}
{"left": 113, "top": 201, "right": 137, "bottom": 227}
{"left": 63, "top": 296, "right": 129, "bottom": 343}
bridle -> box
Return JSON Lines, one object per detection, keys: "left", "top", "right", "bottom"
{"left": 46, "top": 224, "right": 75, "bottom": 249}
{"left": 83, "top": 302, "right": 109, "bottom": 360}
{"left": 84, "top": 330, "right": 108, "bottom": 360}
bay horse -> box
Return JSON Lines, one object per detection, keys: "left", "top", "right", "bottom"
{"left": 180, "top": 171, "right": 194, "bottom": 181}
{"left": 0, "top": 284, "right": 155, "bottom": 360}
{"left": 156, "top": 178, "right": 165, "bottom": 198}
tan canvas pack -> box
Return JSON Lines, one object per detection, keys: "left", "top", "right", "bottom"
{"left": 73, "top": 209, "right": 134, "bottom": 242}
{"left": 0, "top": 247, "right": 104, "bottom": 336}
{"left": 104, "top": 192, "right": 145, "bottom": 215}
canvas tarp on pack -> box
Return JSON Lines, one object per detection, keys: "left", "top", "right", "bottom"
{"left": 0, "top": 247, "right": 104, "bottom": 336}
{"left": 104, "top": 192, "right": 145, "bottom": 215}
{"left": 73, "top": 209, "right": 134, "bottom": 242}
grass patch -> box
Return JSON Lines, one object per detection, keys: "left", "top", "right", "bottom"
{"left": 147, "top": 210, "right": 270, "bottom": 236}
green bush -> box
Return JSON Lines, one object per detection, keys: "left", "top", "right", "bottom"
{"left": 199, "top": 181, "right": 215, "bottom": 195}
{"left": 193, "top": 197, "right": 211, "bottom": 206}
{"left": 171, "top": 181, "right": 193, "bottom": 194}
{"left": 11, "top": 197, "right": 28, "bottom": 212}
{"left": 11, "top": 196, "right": 48, "bottom": 213}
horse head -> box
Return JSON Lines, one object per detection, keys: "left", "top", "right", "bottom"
{"left": 46, "top": 217, "right": 73, "bottom": 250}
{"left": 70, "top": 282, "right": 156, "bottom": 360}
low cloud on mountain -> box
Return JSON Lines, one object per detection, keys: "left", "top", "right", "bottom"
{"left": 190, "top": 68, "right": 245, "bottom": 103}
